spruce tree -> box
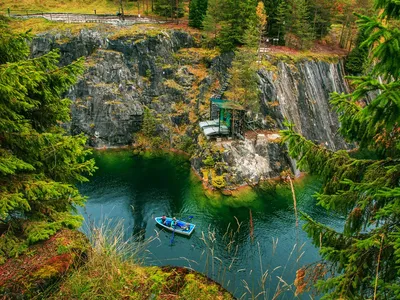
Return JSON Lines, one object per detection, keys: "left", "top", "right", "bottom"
{"left": 345, "top": 27, "right": 369, "bottom": 75}
{"left": 282, "top": 0, "right": 400, "bottom": 298}
{"left": 154, "top": 0, "right": 184, "bottom": 19}
{"left": 308, "top": 0, "right": 334, "bottom": 39}
{"left": 224, "top": 2, "right": 265, "bottom": 112}
{"left": 224, "top": 49, "right": 260, "bottom": 111}
{"left": 218, "top": 0, "right": 258, "bottom": 52}
{"left": 275, "top": 0, "right": 288, "bottom": 43}
{"left": 263, "top": 0, "right": 284, "bottom": 38}
{"left": 189, "top": 0, "right": 208, "bottom": 29}
{"left": 203, "top": 0, "right": 223, "bottom": 39}
{"left": 0, "top": 20, "right": 95, "bottom": 263}
{"left": 284, "top": 0, "right": 314, "bottom": 49}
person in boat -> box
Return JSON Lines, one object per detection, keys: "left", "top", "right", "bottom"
{"left": 161, "top": 215, "right": 167, "bottom": 225}
{"left": 171, "top": 217, "right": 177, "bottom": 228}
{"left": 182, "top": 223, "right": 190, "bottom": 231}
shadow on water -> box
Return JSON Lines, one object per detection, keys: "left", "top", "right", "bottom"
{"left": 78, "top": 150, "right": 342, "bottom": 299}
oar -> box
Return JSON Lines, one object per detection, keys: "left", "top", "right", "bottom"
{"left": 170, "top": 223, "right": 176, "bottom": 245}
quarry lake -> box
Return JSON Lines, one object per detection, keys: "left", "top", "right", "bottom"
{"left": 78, "top": 150, "right": 343, "bottom": 299}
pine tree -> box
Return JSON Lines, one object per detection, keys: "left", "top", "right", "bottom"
{"left": 0, "top": 20, "right": 96, "bottom": 263}
{"left": 218, "top": 0, "right": 258, "bottom": 52}
{"left": 308, "top": 0, "right": 334, "bottom": 39}
{"left": 154, "top": 0, "right": 184, "bottom": 19}
{"left": 345, "top": 27, "right": 369, "bottom": 75}
{"left": 224, "top": 1, "right": 265, "bottom": 111}
{"left": 224, "top": 49, "right": 260, "bottom": 111}
{"left": 282, "top": 0, "right": 400, "bottom": 298}
{"left": 284, "top": 0, "right": 314, "bottom": 49}
{"left": 263, "top": 0, "right": 284, "bottom": 38}
{"left": 189, "top": 0, "right": 208, "bottom": 29}
{"left": 203, "top": 0, "right": 223, "bottom": 40}
{"left": 142, "top": 108, "right": 157, "bottom": 137}
{"left": 275, "top": 0, "right": 288, "bottom": 43}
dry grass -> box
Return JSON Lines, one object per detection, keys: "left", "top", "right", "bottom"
{"left": 1, "top": 0, "right": 154, "bottom": 15}
{"left": 7, "top": 17, "right": 97, "bottom": 34}
{"left": 187, "top": 64, "right": 208, "bottom": 81}
{"left": 199, "top": 221, "right": 306, "bottom": 299}
{"left": 109, "top": 23, "right": 165, "bottom": 39}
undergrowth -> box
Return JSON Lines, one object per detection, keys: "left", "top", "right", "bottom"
{"left": 41, "top": 220, "right": 233, "bottom": 299}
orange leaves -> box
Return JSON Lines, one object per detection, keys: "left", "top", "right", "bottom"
{"left": 294, "top": 268, "right": 306, "bottom": 296}
{"left": 374, "top": 125, "right": 400, "bottom": 150}
{"left": 256, "top": 1, "right": 267, "bottom": 29}
{"left": 294, "top": 263, "right": 329, "bottom": 296}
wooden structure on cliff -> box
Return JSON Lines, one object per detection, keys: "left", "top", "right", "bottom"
{"left": 199, "top": 99, "right": 245, "bottom": 139}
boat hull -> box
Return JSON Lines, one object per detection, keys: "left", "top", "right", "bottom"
{"left": 155, "top": 217, "right": 195, "bottom": 236}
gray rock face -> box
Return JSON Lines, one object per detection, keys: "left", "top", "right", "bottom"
{"left": 259, "top": 60, "right": 349, "bottom": 150}
{"left": 31, "top": 29, "right": 196, "bottom": 147}
{"left": 68, "top": 49, "right": 143, "bottom": 147}
{"left": 31, "top": 28, "right": 349, "bottom": 184}
{"left": 222, "top": 138, "right": 291, "bottom": 184}
{"left": 210, "top": 59, "right": 349, "bottom": 185}
{"left": 31, "top": 30, "right": 107, "bottom": 65}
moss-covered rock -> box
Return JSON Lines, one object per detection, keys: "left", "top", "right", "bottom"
{"left": 0, "top": 229, "right": 89, "bottom": 299}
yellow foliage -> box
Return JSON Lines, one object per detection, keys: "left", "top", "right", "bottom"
{"left": 187, "top": 65, "right": 208, "bottom": 81}
{"left": 201, "top": 169, "right": 209, "bottom": 181}
{"left": 110, "top": 24, "right": 164, "bottom": 39}
{"left": 175, "top": 48, "right": 220, "bottom": 62}
{"left": 212, "top": 175, "right": 226, "bottom": 189}
{"left": 164, "top": 79, "right": 184, "bottom": 91}
{"left": 189, "top": 110, "right": 198, "bottom": 123}
{"left": 256, "top": 2, "right": 267, "bottom": 29}
{"left": 172, "top": 101, "right": 186, "bottom": 113}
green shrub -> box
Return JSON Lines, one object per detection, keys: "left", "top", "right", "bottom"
{"left": 202, "top": 156, "right": 215, "bottom": 167}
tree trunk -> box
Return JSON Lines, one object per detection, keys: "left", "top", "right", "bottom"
{"left": 119, "top": 0, "right": 125, "bottom": 19}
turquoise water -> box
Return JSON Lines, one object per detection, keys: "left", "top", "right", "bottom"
{"left": 78, "top": 150, "right": 343, "bottom": 299}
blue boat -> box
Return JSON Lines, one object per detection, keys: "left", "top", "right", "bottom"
{"left": 155, "top": 217, "right": 195, "bottom": 236}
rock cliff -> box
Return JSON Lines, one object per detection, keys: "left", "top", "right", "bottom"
{"left": 30, "top": 28, "right": 348, "bottom": 186}
{"left": 194, "top": 58, "right": 349, "bottom": 187}
{"left": 259, "top": 59, "right": 348, "bottom": 151}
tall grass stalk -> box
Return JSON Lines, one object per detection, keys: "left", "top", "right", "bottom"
{"left": 43, "top": 218, "right": 159, "bottom": 299}
{"left": 200, "top": 218, "right": 304, "bottom": 300}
